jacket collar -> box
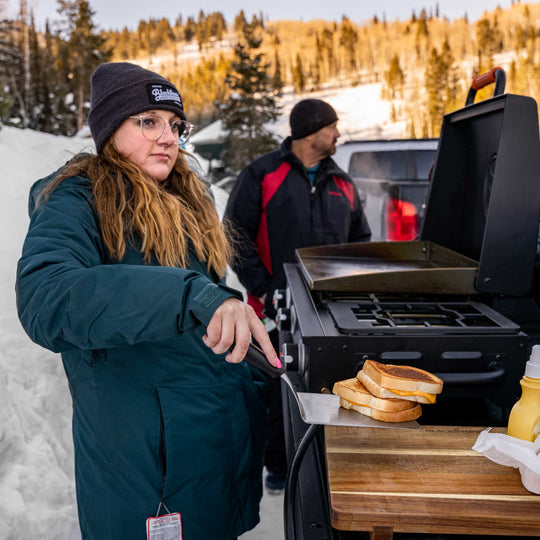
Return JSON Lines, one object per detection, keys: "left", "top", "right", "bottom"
{"left": 280, "top": 136, "right": 341, "bottom": 178}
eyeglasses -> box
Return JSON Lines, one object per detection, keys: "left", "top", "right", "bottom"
{"left": 129, "top": 114, "right": 194, "bottom": 144}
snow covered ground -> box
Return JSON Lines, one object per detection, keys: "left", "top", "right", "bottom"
{"left": 0, "top": 82, "right": 403, "bottom": 539}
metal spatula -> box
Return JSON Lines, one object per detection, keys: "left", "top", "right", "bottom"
{"left": 245, "top": 343, "right": 419, "bottom": 429}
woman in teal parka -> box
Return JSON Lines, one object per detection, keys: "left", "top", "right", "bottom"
{"left": 15, "top": 62, "right": 279, "bottom": 540}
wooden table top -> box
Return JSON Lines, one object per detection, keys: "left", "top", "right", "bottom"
{"left": 325, "top": 425, "right": 540, "bottom": 537}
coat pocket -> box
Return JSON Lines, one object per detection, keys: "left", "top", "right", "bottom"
{"left": 156, "top": 383, "right": 262, "bottom": 535}
{"left": 157, "top": 384, "right": 256, "bottom": 491}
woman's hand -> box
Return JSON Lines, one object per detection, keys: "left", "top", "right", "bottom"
{"left": 202, "top": 298, "right": 279, "bottom": 367}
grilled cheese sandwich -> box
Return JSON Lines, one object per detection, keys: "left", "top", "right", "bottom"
{"left": 357, "top": 359, "right": 443, "bottom": 404}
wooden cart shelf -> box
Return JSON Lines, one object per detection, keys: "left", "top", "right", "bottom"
{"left": 325, "top": 425, "right": 540, "bottom": 539}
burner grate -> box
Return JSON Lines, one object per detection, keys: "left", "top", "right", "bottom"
{"left": 328, "top": 296, "right": 519, "bottom": 335}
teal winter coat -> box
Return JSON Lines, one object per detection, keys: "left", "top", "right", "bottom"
{"left": 16, "top": 172, "right": 269, "bottom": 540}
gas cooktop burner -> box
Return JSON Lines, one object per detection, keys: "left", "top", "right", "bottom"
{"left": 327, "top": 294, "right": 520, "bottom": 335}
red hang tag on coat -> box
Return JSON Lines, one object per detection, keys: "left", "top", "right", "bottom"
{"left": 146, "top": 502, "right": 182, "bottom": 540}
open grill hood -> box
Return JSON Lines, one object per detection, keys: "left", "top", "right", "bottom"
{"left": 295, "top": 93, "right": 540, "bottom": 299}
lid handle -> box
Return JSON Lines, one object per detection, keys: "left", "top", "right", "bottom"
{"left": 465, "top": 66, "right": 506, "bottom": 106}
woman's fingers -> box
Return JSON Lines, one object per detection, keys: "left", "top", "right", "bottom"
{"left": 203, "top": 298, "right": 278, "bottom": 366}
{"left": 204, "top": 299, "right": 237, "bottom": 354}
{"left": 247, "top": 309, "right": 281, "bottom": 368}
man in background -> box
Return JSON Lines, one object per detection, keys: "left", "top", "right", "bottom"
{"left": 225, "top": 98, "right": 371, "bottom": 493}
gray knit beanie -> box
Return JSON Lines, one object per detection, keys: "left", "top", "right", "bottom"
{"left": 88, "top": 62, "right": 186, "bottom": 153}
{"left": 290, "top": 99, "right": 338, "bottom": 140}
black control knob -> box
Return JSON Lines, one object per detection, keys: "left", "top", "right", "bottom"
{"left": 281, "top": 342, "right": 299, "bottom": 371}
{"left": 273, "top": 289, "right": 287, "bottom": 310}
{"left": 276, "top": 307, "right": 291, "bottom": 332}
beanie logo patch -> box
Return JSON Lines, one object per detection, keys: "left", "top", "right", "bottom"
{"left": 147, "top": 83, "right": 183, "bottom": 109}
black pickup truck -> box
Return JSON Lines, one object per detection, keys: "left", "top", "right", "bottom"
{"left": 333, "top": 138, "right": 438, "bottom": 241}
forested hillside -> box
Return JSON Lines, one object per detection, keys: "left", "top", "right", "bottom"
{"left": 2, "top": 1, "right": 540, "bottom": 137}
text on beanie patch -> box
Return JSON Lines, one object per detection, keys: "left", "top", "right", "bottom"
{"left": 146, "top": 83, "right": 183, "bottom": 109}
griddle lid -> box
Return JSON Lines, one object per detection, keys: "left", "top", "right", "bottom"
{"left": 421, "top": 93, "right": 540, "bottom": 296}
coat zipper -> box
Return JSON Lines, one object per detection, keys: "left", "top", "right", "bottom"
{"left": 309, "top": 179, "right": 317, "bottom": 244}
{"left": 159, "top": 408, "right": 167, "bottom": 498}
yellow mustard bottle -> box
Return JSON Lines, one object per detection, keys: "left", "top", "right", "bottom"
{"left": 507, "top": 345, "right": 540, "bottom": 442}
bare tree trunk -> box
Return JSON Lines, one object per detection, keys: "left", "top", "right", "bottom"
{"left": 10, "top": 73, "right": 27, "bottom": 124}
{"left": 20, "top": 0, "right": 30, "bottom": 128}
{"left": 77, "top": 80, "right": 83, "bottom": 132}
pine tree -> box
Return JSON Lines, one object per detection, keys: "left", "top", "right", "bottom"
{"left": 0, "top": 0, "right": 41, "bottom": 129}
{"left": 313, "top": 34, "right": 324, "bottom": 86}
{"left": 28, "top": 12, "right": 49, "bottom": 130}
{"left": 136, "top": 20, "right": 151, "bottom": 58}
{"left": 56, "top": 0, "right": 111, "bottom": 133}
{"left": 206, "top": 12, "right": 225, "bottom": 41}
{"left": 155, "top": 18, "right": 173, "bottom": 50}
{"left": 183, "top": 17, "right": 196, "bottom": 41}
{"left": 0, "top": 16, "right": 19, "bottom": 125}
{"left": 234, "top": 10, "right": 248, "bottom": 35}
{"left": 426, "top": 46, "right": 445, "bottom": 136}
{"left": 292, "top": 53, "right": 305, "bottom": 93}
{"left": 320, "top": 27, "right": 337, "bottom": 78}
{"left": 115, "top": 27, "right": 132, "bottom": 59}
{"left": 475, "top": 17, "right": 504, "bottom": 65}
{"left": 424, "top": 40, "right": 459, "bottom": 137}
{"left": 340, "top": 16, "right": 358, "bottom": 71}
{"left": 386, "top": 53, "right": 405, "bottom": 98}
{"left": 196, "top": 10, "right": 206, "bottom": 51}
{"left": 216, "top": 24, "right": 280, "bottom": 172}
{"left": 48, "top": 20, "right": 79, "bottom": 135}
{"left": 272, "top": 49, "right": 283, "bottom": 94}
{"left": 415, "top": 8, "right": 430, "bottom": 59}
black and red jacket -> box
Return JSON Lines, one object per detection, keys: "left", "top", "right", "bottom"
{"left": 225, "top": 137, "right": 371, "bottom": 318}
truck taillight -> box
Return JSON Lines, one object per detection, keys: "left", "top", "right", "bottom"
{"left": 385, "top": 198, "right": 419, "bottom": 241}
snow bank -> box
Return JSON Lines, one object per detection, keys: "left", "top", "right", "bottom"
{"left": 275, "top": 82, "right": 406, "bottom": 141}
{"left": 0, "top": 127, "right": 92, "bottom": 539}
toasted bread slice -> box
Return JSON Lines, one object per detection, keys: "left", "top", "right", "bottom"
{"left": 357, "top": 360, "right": 443, "bottom": 404}
{"left": 338, "top": 397, "right": 422, "bottom": 423}
{"left": 333, "top": 378, "right": 416, "bottom": 412}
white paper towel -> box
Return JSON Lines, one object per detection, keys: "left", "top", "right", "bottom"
{"left": 473, "top": 428, "right": 540, "bottom": 494}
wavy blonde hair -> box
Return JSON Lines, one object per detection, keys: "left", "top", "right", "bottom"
{"left": 42, "top": 142, "right": 232, "bottom": 276}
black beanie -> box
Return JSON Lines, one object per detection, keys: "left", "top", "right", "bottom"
{"left": 87, "top": 62, "right": 186, "bottom": 153}
{"left": 289, "top": 99, "right": 338, "bottom": 140}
